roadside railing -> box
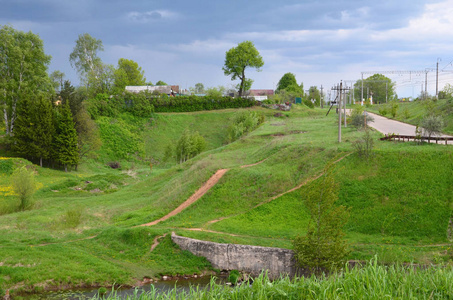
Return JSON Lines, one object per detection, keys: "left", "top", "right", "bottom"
{"left": 380, "top": 134, "right": 453, "bottom": 145}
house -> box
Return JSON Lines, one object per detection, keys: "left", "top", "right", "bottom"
{"left": 247, "top": 89, "right": 274, "bottom": 101}
{"left": 125, "top": 85, "right": 180, "bottom": 96}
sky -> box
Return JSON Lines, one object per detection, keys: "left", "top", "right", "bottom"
{"left": 2, "top": 0, "right": 453, "bottom": 98}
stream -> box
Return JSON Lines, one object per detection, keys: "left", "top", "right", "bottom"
{"left": 22, "top": 275, "right": 228, "bottom": 299}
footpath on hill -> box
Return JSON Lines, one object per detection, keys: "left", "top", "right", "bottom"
{"left": 366, "top": 111, "right": 453, "bottom": 144}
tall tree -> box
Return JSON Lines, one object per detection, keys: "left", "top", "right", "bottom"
{"left": 12, "top": 96, "right": 36, "bottom": 159}
{"left": 194, "top": 83, "right": 205, "bottom": 94}
{"left": 0, "top": 25, "right": 52, "bottom": 136}
{"left": 49, "top": 70, "right": 65, "bottom": 93}
{"left": 53, "top": 102, "right": 79, "bottom": 172}
{"left": 33, "top": 97, "right": 54, "bottom": 167}
{"left": 69, "top": 33, "right": 103, "bottom": 82}
{"left": 308, "top": 86, "right": 321, "bottom": 106}
{"left": 223, "top": 41, "right": 264, "bottom": 97}
{"left": 155, "top": 80, "right": 167, "bottom": 86}
{"left": 113, "top": 58, "right": 146, "bottom": 92}
{"left": 354, "top": 74, "right": 395, "bottom": 104}
{"left": 276, "top": 73, "right": 298, "bottom": 92}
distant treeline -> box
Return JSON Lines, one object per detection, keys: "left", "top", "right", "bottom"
{"left": 86, "top": 93, "right": 257, "bottom": 118}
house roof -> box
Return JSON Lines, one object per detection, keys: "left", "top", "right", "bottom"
{"left": 125, "top": 85, "right": 173, "bottom": 94}
{"left": 248, "top": 89, "right": 274, "bottom": 96}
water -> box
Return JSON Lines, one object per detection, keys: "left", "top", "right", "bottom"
{"left": 24, "top": 275, "right": 227, "bottom": 299}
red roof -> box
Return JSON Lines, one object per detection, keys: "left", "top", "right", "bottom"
{"left": 248, "top": 89, "right": 274, "bottom": 96}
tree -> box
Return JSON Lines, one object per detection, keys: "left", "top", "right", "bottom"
{"left": 113, "top": 58, "right": 146, "bottom": 92}
{"left": 223, "top": 41, "right": 264, "bottom": 97}
{"left": 421, "top": 114, "right": 444, "bottom": 142}
{"left": 53, "top": 102, "right": 79, "bottom": 171}
{"left": 205, "top": 86, "right": 226, "bottom": 97}
{"left": 194, "top": 83, "right": 205, "bottom": 94}
{"left": 175, "top": 130, "right": 206, "bottom": 164}
{"left": 11, "top": 166, "right": 36, "bottom": 211}
{"left": 354, "top": 74, "right": 395, "bottom": 104}
{"left": 155, "top": 80, "right": 167, "bottom": 86}
{"left": 49, "top": 70, "right": 65, "bottom": 93}
{"left": 69, "top": 33, "right": 103, "bottom": 83}
{"left": 0, "top": 25, "right": 52, "bottom": 136}
{"left": 276, "top": 73, "right": 298, "bottom": 92}
{"left": 293, "top": 162, "right": 349, "bottom": 272}
{"left": 308, "top": 86, "right": 321, "bottom": 106}
{"left": 32, "top": 97, "right": 54, "bottom": 167}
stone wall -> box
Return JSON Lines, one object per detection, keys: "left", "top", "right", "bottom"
{"left": 171, "top": 233, "right": 299, "bottom": 278}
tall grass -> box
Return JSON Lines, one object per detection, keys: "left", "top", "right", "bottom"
{"left": 93, "top": 259, "right": 453, "bottom": 299}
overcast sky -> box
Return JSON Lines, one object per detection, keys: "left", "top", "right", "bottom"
{"left": 2, "top": 0, "right": 453, "bottom": 98}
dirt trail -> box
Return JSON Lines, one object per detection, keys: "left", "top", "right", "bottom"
{"left": 139, "top": 169, "right": 229, "bottom": 227}
{"left": 205, "top": 152, "right": 352, "bottom": 226}
{"left": 150, "top": 233, "right": 168, "bottom": 251}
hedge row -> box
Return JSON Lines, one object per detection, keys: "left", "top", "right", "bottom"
{"left": 86, "top": 93, "right": 257, "bottom": 119}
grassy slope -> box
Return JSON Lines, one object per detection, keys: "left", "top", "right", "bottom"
{"left": 1, "top": 105, "right": 453, "bottom": 294}
{"left": 367, "top": 99, "right": 453, "bottom": 134}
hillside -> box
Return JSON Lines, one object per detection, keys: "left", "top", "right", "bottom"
{"left": 0, "top": 105, "right": 452, "bottom": 295}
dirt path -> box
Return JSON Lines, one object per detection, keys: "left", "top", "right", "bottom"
{"left": 150, "top": 233, "right": 168, "bottom": 251}
{"left": 139, "top": 169, "right": 229, "bottom": 227}
{"left": 205, "top": 152, "right": 352, "bottom": 226}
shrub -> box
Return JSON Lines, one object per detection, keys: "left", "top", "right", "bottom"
{"left": 11, "top": 166, "right": 36, "bottom": 211}
{"left": 352, "top": 129, "right": 374, "bottom": 159}
{"left": 293, "top": 162, "right": 349, "bottom": 272}
{"left": 420, "top": 114, "right": 444, "bottom": 141}
{"left": 226, "top": 111, "right": 265, "bottom": 143}
{"left": 175, "top": 130, "right": 207, "bottom": 164}
{"left": 390, "top": 100, "right": 399, "bottom": 118}
{"left": 378, "top": 106, "right": 388, "bottom": 116}
{"left": 348, "top": 106, "right": 374, "bottom": 129}
{"left": 63, "top": 206, "right": 83, "bottom": 228}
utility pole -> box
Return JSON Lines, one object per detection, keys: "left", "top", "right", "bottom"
{"left": 425, "top": 70, "right": 428, "bottom": 100}
{"left": 436, "top": 58, "right": 440, "bottom": 99}
{"left": 331, "top": 81, "right": 351, "bottom": 142}
{"left": 320, "top": 85, "right": 324, "bottom": 108}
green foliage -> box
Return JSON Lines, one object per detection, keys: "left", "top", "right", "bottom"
{"left": 97, "top": 117, "right": 145, "bottom": 160}
{"left": 223, "top": 41, "right": 264, "bottom": 97}
{"left": 276, "top": 73, "right": 299, "bottom": 92}
{"left": 11, "top": 166, "right": 36, "bottom": 211}
{"left": 113, "top": 58, "right": 146, "bottom": 92}
{"left": 348, "top": 106, "right": 374, "bottom": 129}
{"left": 92, "top": 262, "right": 453, "bottom": 299}
{"left": 228, "top": 270, "right": 240, "bottom": 285}
{"left": 420, "top": 114, "right": 444, "bottom": 139}
{"left": 352, "top": 129, "right": 374, "bottom": 159}
{"left": 293, "top": 162, "right": 349, "bottom": 272}
{"left": 226, "top": 110, "right": 265, "bottom": 143}
{"left": 390, "top": 100, "right": 399, "bottom": 118}
{"left": 53, "top": 102, "right": 79, "bottom": 171}
{"left": 308, "top": 86, "right": 321, "bottom": 106}
{"left": 63, "top": 206, "right": 84, "bottom": 228}
{"left": 0, "top": 158, "right": 14, "bottom": 174}
{"left": 175, "top": 130, "right": 206, "bottom": 164}
{"left": 378, "top": 105, "right": 388, "bottom": 116}
{"left": 354, "top": 74, "right": 395, "bottom": 104}
{"left": 155, "top": 80, "right": 167, "bottom": 86}
{"left": 0, "top": 25, "right": 53, "bottom": 136}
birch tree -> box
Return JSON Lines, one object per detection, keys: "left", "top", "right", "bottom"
{"left": 0, "top": 25, "right": 52, "bottom": 136}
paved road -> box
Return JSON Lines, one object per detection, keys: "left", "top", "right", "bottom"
{"left": 365, "top": 111, "right": 453, "bottom": 144}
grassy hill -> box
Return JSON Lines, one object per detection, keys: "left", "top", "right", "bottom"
{"left": 0, "top": 104, "right": 452, "bottom": 295}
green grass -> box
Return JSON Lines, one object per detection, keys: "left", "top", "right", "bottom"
{"left": 368, "top": 98, "right": 453, "bottom": 134}
{"left": 94, "top": 260, "right": 453, "bottom": 299}
{"left": 1, "top": 104, "right": 453, "bottom": 296}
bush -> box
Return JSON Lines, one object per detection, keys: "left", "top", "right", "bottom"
{"left": 378, "top": 106, "right": 388, "bottom": 116}
{"left": 63, "top": 206, "right": 84, "bottom": 228}
{"left": 293, "top": 162, "right": 349, "bottom": 272}
{"left": 175, "top": 130, "right": 207, "bottom": 164}
{"left": 226, "top": 111, "right": 265, "bottom": 143}
{"left": 420, "top": 114, "right": 444, "bottom": 140}
{"left": 352, "top": 130, "right": 374, "bottom": 159}
{"left": 390, "top": 100, "right": 399, "bottom": 118}
{"left": 11, "top": 166, "right": 36, "bottom": 211}
{"left": 348, "top": 106, "right": 374, "bottom": 129}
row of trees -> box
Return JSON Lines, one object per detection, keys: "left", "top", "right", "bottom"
{"left": 1, "top": 25, "right": 102, "bottom": 170}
